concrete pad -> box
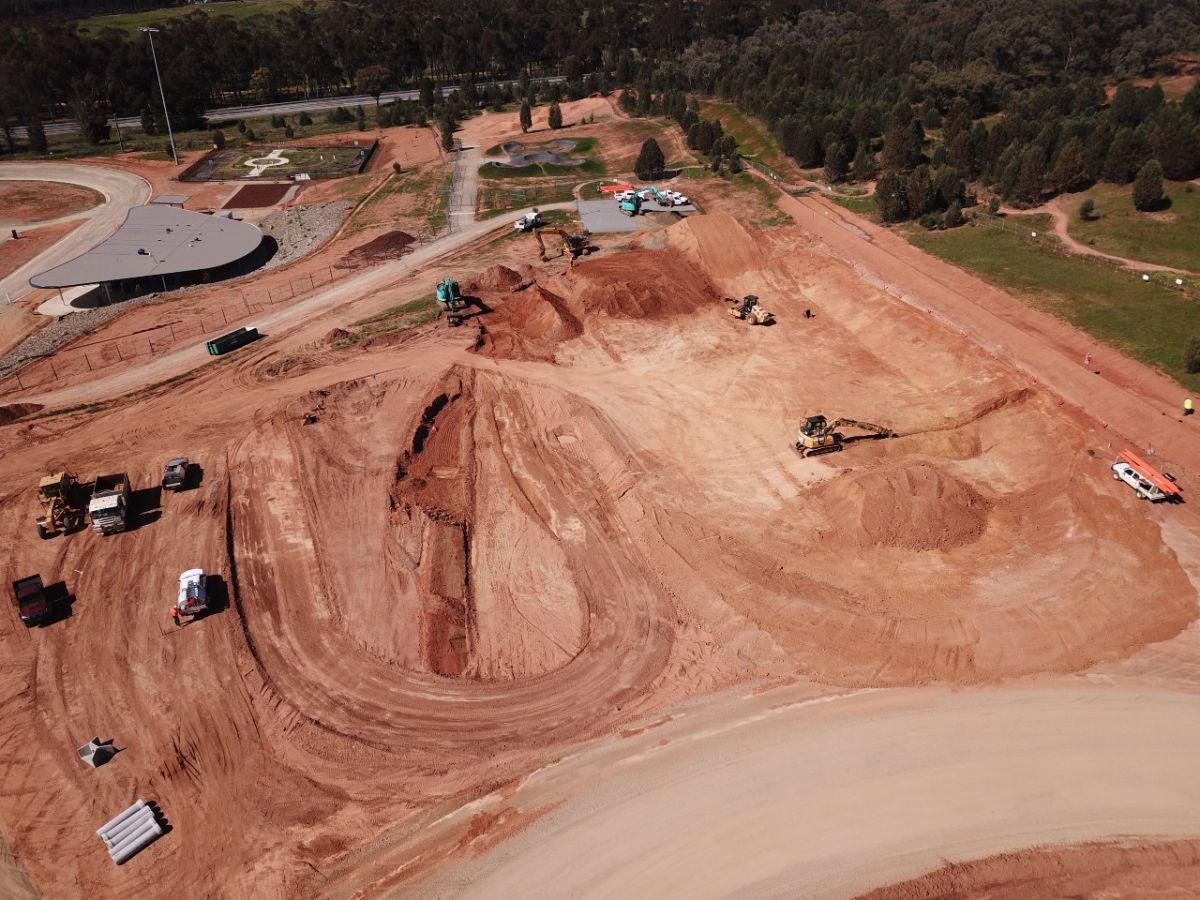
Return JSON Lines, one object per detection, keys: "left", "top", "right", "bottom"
{"left": 36, "top": 284, "right": 102, "bottom": 317}
{"left": 577, "top": 200, "right": 639, "bottom": 233}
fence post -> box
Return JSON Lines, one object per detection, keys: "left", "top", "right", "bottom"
{"left": 221, "top": 308, "right": 229, "bottom": 324}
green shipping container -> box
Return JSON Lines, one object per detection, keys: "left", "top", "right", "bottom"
{"left": 205, "top": 327, "right": 260, "bottom": 356}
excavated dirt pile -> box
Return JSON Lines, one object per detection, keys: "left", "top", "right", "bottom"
{"left": 335, "top": 230, "right": 416, "bottom": 268}
{"left": 823, "top": 461, "right": 991, "bottom": 551}
{"left": 470, "top": 248, "right": 722, "bottom": 361}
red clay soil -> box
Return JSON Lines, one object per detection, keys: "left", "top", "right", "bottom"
{"left": 1, "top": 213, "right": 1199, "bottom": 896}
{"left": 0, "top": 220, "right": 82, "bottom": 276}
{"left": 223, "top": 182, "right": 291, "bottom": 209}
{"left": 861, "top": 838, "right": 1200, "bottom": 899}
{"left": 335, "top": 229, "right": 415, "bottom": 268}
{"left": 0, "top": 181, "right": 102, "bottom": 225}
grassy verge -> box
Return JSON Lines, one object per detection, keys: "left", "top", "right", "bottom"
{"left": 76, "top": 0, "right": 309, "bottom": 36}
{"left": 698, "top": 100, "right": 797, "bottom": 179}
{"left": 342, "top": 295, "right": 441, "bottom": 344}
{"left": 828, "top": 194, "right": 877, "bottom": 216}
{"left": 907, "top": 220, "right": 1200, "bottom": 391}
{"left": 478, "top": 181, "right": 577, "bottom": 216}
{"left": 1065, "top": 182, "right": 1200, "bottom": 272}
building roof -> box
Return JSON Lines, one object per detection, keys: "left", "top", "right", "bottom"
{"left": 30, "top": 205, "right": 262, "bottom": 289}
{"left": 151, "top": 194, "right": 189, "bottom": 206}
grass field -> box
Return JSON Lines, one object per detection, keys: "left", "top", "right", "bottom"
{"left": 339, "top": 294, "right": 441, "bottom": 345}
{"left": 1066, "top": 182, "right": 1200, "bottom": 273}
{"left": 828, "top": 193, "right": 877, "bottom": 216}
{"left": 698, "top": 101, "right": 797, "bottom": 181}
{"left": 478, "top": 181, "right": 577, "bottom": 217}
{"left": 202, "top": 144, "right": 366, "bottom": 180}
{"left": 908, "top": 219, "right": 1200, "bottom": 391}
{"left": 76, "top": 0, "right": 307, "bottom": 36}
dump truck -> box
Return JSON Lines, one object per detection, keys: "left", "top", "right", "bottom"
{"left": 35, "top": 472, "right": 86, "bottom": 539}
{"left": 1112, "top": 449, "right": 1182, "bottom": 502}
{"left": 13, "top": 575, "right": 52, "bottom": 627}
{"left": 88, "top": 473, "right": 131, "bottom": 535}
{"left": 174, "top": 569, "right": 209, "bottom": 624}
{"left": 161, "top": 458, "right": 189, "bottom": 492}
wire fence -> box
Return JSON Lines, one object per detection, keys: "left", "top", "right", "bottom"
{"left": 0, "top": 263, "right": 353, "bottom": 395}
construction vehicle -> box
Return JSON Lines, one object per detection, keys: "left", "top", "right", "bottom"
{"left": 161, "top": 458, "right": 189, "bottom": 492}
{"left": 88, "top": 473, "right": 131, "bottom": 535}
{"left": 435, "top": 277, "right": 468, "bottom": 326}
{"left": 35, "top": 472, "right": 85, "bottom": 539}
{"left": 174, "top": 568, "right": 209, "bottom": 624}
{"left": 727, "top": 295, "right": 775, "bottom": 326}
{"left": 794, "top": 415, "right": 897, "bottom": 458}
{"left": 513, "top": 210, "right": 545, "bottom": 232}
{"left": 619, "top": 192, "right": 642, "bottom": 216}
{"left": 533, "top": 227, "right": 593, "bottom": 266}
{"left": 13, "top": 575, "right": 53, "bottom": 627}
{"left": 1112, "top": 449, "right": 1182, "bottom": 502}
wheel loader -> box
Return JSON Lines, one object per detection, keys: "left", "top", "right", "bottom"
{"left": 794, "top": 415, "right": 896, "bottom": 458}
{"left": 35, "top": 472, "right": 86, "bottom": 539}
{"left": 727, "top": 295, "right": 775, "bottom": 326}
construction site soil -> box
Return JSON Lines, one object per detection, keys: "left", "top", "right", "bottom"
{"left": 2, "top": 201, "right": 1200, "bottom": 896}
{"left": 0, "top": 180, "right": 103, "bottom": 225}
{"left": 335, "top": 230, "right": 416, "bottom": 268}
{"left": 223, "top": 182, "right": 292, "bottom": 209}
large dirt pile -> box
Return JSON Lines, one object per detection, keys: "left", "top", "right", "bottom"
{"left": 471, "top": 249, "right": 721, "bottom": 361}
{"left": 665, "top": 213, "right": 764, "bottom": 285}
{"left": 823, "top": 461, "right": 990, "bottom": 551}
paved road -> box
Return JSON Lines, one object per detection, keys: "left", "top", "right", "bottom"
{"left": 419, "top": 684, "right": 1200, "bottom": 899}
{"left": 20, "top": 78, "right": 564, "bottom": 138}
{"left": 0, "top": 162, "right": 150, "bottom": 304}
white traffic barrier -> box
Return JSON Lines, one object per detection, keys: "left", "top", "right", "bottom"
{"left": 109, "top": 819, "right": 162, "bottom": 864}
{"left": 95, "top": 800, "right": 146, "bottom": 838}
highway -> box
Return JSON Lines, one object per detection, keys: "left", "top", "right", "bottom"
{"left": 21, "top": 78, "right": 564, "bottom": 138}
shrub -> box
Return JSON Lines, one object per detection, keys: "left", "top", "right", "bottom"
{"left": 943, "top": 200, "right": 964, "bottom": 227}
{"left": 243, "top": 128, "right": 256, "bottom": 142}
{"left": 284, "top": 125, "right": 294, "bottom": 139}
{"left": 987, "top": 196, "right": 1001, "bottom": 215}
{"left": 548, "top": 102, "right": 563, "bottom": 129}
{"left": 392, "top": 161, "right": 403, "bottom": 175}
{"left": 211, "top": 129, "right": 225, "bottom": 149}
{"left": 1185, "top": 335, "right": 1200, "bottom": 374}
{"left": 1079, "top": 198, "right": 1096, "bottom": 220}
{"left": 1132, "top": 159, "right": 1164, "bottom": 211}
{"left": 298, "top": 111, "right": 313, "bottom": 126}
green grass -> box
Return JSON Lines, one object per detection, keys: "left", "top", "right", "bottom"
{"left": 698, "top": 101, "right": 795, "bottom": 179}
{"left": 828, "top": 194, "right": 877, "bottom": 216}
{"left": 478, "top": 181, "right": 577, "bottom": 216}
{"left": 344, "top": 295, "right": 441, "bottom": 343}
{"left": 1066, "top": 182, "right": 1200, "bottom": 272}
{"left": 908, "top": 220, "right": 1200, "bottom": 391}
{"left": 76, "top": 0, "right": 308, "bottom": 36}
{"left": 730, "top": 172, "right": 791, "bottom": 229}
{"left": 204, "top": 144, "right": 365, "bottom": 179}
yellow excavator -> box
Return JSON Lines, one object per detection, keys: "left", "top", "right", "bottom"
{"left": 533, "top": 227, "right": 593, "bottom": 266}
{"left": 794, "top": 415, "right": 897, "bottom": 458}
{"left": 35, "top": 472, "right": 86, "bottom": 539}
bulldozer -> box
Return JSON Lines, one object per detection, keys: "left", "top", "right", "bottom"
{"left": 35, "top": 472, "right": 86, "bottom": 539}
{"left": 794, "top": 415, "right": 897, "bottom": 458}
{"left": 727, "top": 295, "right": 775, "bottom": 326}
{"left": 533, "top": 227, "right": 593, "bottom": 266}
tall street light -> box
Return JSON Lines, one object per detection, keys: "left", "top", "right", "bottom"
{"left": 139, "top": 26, "right": 178, "bottom": 165}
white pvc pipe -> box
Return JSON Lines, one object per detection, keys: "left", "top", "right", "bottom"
{"left": 95, "top": 800, "right": 146, "bottom": 838}
{"left": 102, "top": 809, "right": 154, "bottom": 847}
{"left": 108, "top": 818, "right": 158, "bottom": 859}
{"left": 109, "top": 819, "right": 162, "bottom": 864}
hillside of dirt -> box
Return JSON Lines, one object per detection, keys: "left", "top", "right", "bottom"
{"left": 1, "top": 201, "right": 1199, "bottom": 898}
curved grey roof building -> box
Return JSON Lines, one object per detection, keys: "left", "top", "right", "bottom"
{"left": 30, "top": 204, "right": 263, "bottom": 289}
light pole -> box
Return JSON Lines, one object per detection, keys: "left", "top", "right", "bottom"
{"left": 139, "top": 27, "right": 178, "bottom": 165}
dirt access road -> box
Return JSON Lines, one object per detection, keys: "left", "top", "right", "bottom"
{"left": 419, "top": 684, "right": 1200, "bottom": 899}
{"left": 0, "top": 162, "right": 150, "bottom": 304}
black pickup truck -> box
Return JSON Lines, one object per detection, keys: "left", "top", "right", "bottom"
{"left": 13, "top": 575, "right": 52, "bottom": 627}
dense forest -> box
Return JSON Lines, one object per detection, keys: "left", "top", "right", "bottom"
{"left": 2, "top": 0, "right": 1198, "bottom": 221}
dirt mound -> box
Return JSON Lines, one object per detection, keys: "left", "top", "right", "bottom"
{"left": 336, "top": 230, "right": 415, "bottom": 268}
{"left": 823, "top": 462, "right": 990, "bottom": 551}
{"left": 552, "top": 249, "right": 722, "bottom": 319}
{"left": 322, "top": 328, "right": 351, "bottom": 345}
{"left": 466, "top": 265, "right": 525, "bottom": 294}
{"left": 665, "top": 213, "right": 764, "bottom": 285}
{"left": 0, "top": 403, "right": 43, "bottom": 425}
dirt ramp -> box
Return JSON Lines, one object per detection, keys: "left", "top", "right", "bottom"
{"left": 665, "top": 213, "right": 765, "bottom": 283}
{"left": 823, "top": 462, "right": 990, "bottom": 551}
{"left": 552, "top": 248, "right": 723, "bottom": 320}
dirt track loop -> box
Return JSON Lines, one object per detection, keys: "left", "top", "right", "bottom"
{"left": 2, "top": 203, "right": 1200, "bottom": 897}
{"left": 420, "top": 685, "right": 1200, "bottom": 899}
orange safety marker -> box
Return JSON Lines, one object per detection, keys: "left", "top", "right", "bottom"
{"left": 1117, "top": 449, "right": 1182, "bottom": 496}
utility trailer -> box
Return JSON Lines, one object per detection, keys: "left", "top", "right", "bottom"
{"left": 89, "top": 473, "right": 131, "bottom": 534}
{"left": 13, "top": 575, "right": 52, "bottom": 627}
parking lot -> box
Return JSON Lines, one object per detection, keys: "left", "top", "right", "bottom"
{"left": 576, "top": 197, "right": 698, "bottom": 234}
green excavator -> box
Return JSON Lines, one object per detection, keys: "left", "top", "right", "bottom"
{"left": 620, "top": 192, "right": 642, "bottom": 217}
{"left": 435, "top": 277, "right": 467, "bottom": 327}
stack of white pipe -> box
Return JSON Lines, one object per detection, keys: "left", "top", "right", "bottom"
{"left": 96, "top": 800, "right": 163, "bottom": 864}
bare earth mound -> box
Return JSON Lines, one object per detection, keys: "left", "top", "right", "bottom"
{"left": 824, "top": 461, "right": 990, "bottom": 551}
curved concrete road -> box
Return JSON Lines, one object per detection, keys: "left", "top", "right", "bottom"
{"left": 0, "top": 162, "right": 150, "bottom": 304}
{"left": 422, "top": 684, "right": 1200, "bottom": 899}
